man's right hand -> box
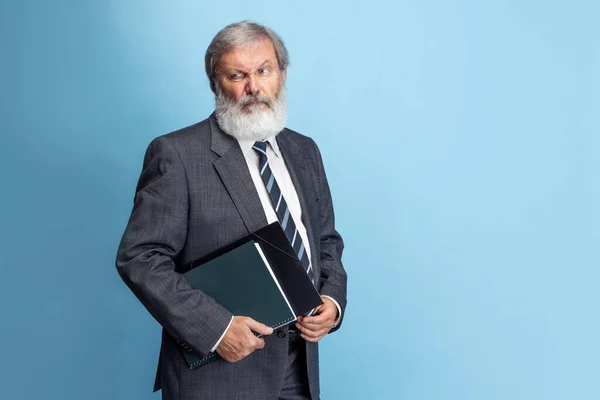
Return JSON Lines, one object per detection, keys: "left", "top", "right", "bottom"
{"left": 216, "top": 316, "right": 273, "bottom": 362}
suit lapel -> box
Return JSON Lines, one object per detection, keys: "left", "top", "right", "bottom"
{"left": 210, "top": 115, "right": 268, "bottom": 234}
{"left": 277, "top": 131, "right": 320, "bottom": 276}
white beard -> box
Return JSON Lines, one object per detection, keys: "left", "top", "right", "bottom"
{"left": 215, "top": 85, "right": 288, "bottom": 141}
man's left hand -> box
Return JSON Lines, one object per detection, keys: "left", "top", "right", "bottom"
{"left": 295, "top": 296, "right": 338, "bottom": 342}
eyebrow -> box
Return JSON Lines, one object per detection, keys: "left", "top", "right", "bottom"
{"left": 222, "top": 59, "right": 273, "bottom": 74}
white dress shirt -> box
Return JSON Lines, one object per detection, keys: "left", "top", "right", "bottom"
{"left": 210, "top": 136, "right": 341, "bottom": 352}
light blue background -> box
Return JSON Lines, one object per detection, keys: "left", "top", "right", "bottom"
{"left": 1, "top": 1, "right": 598, "bottom": 399}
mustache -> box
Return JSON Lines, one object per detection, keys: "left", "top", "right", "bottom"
{"left": 237, "top": 94, "right": 275, "bottom": 109}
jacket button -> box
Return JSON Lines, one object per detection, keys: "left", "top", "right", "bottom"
{"left": 277, "top": 330, "right": 286, "bottom": 338}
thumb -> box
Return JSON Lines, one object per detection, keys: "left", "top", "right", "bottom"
{"left": 244, "top": 317, "right": 273, "bottom": 335}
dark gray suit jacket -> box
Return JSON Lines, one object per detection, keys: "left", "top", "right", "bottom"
{"left": 116, "top": 114, "right": 347, "bottom": 400}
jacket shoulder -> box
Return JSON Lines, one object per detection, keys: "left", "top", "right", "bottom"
{"left": 281, "top": 126, "right": 318, "bottom": 149}
{"left": 144, "top": 117, "right": 212, "bottom": 160}
{"left": 160, "top": 117, "right": 211, "bottom": 143}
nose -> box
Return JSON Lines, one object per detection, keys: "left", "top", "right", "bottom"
{"left": 245, "top": 74, "right": 259, "bottom": 95}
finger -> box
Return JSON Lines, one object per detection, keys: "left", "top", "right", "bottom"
{"left": 300, "top": 332, "right": 322, "bottom": 343}
{"left": 302, "top": 310, "right": 335, "bottom": 326}
{"left": 301, "top": 312, "right": 336, "bottom": 329}
{"left": 244, "top": 317, "right": 273, "bottom": 335}
{"left": 298, "top": 318, "right": 335, "bottom": 336}
{"left": 296, "top": 320, "right": 320, "bottom": 332}
{"left": 253, "top": 337, "right": 265, "bottom": 350}
{"left": 296, "top": 319, "right": 325, "bottom": 332}
{"left": 296, "top": 321, "right": 328, "bottom": 337}
{"left": 308, "top": 302, "right": 336, "bottom": 318}
{"left": 300, "top": 315, "right": 322, "bottom": 325}
{"left": 295, "top": 321, "right": 314, "bottom": 336}
{"left": 301, "top": 311, "right": 333, "bottom": 324}
{"left": 299, "top": 329, "right": 319, "bottom": 338}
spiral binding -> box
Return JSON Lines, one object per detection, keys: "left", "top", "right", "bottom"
{"left": 186, "top": 315, "right": 297, "bottom": 369}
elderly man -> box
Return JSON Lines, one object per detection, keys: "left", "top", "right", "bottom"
{"left": 116, "top": 21, "right": 347, "bottom": 400}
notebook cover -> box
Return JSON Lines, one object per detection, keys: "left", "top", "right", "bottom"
{"left": 181, "top": 239, "right": 296, "bottom": 368}
{"left": 180, "top": 222, "right": 323, "bottom": 369}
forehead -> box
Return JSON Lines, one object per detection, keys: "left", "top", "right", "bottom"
{"left": 218, "top": 39, "right": 278, "bottom": 71}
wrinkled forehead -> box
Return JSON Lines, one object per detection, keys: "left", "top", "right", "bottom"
{"left": 217, "top": 38, "right": 277, "bottom": 73}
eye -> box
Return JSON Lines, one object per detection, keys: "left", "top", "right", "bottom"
{"left": 230, "top": 73, "right": 244, "bottom": 80}
{"left": 258, "top": 68, "right": 270, "bottom": 75}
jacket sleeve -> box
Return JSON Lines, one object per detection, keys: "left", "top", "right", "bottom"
{"left": 116, "top": 136, "right": 232, "bottom": 358}
{"left": 311, "top": 140, "right": 348, "bottom": 333}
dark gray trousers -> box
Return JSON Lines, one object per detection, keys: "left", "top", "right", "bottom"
{"left": 279, "top": 331, "right": 312, "bottom": 400}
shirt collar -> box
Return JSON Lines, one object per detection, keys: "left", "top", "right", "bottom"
{"left": 238, "top": 136, "right": 282, "bottom": 159}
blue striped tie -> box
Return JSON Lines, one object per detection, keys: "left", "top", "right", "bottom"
{"left": 252, "top": 141, "right": 315, "bottom": 283}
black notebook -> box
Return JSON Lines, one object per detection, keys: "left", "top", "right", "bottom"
{"left": 181, "top": 222, "right": 323, "bottom": 369}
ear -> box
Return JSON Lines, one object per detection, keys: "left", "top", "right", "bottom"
{"left": 281, "top": 66, "right": 287, "bottom": 83}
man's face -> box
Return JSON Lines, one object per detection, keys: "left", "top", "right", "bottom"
{"left": 213, "top": 38, "right": 289, "bottom": 141}
{"left": 215, "top": 38, "right": 286, "bottom": 111}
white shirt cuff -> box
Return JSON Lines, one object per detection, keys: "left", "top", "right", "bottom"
{"left": 322, "top": 295, "right": 342, "bottom": 327}
{"left": 210, "top": 315, "right": 234, "bottom": 352}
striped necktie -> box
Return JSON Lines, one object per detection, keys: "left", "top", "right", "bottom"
{"left": 252, "top": 141, "right": 315, "bottom": 283}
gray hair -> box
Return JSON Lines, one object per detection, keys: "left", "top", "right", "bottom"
{"left": 205, "top": 21, "right": 290, "bottom": 93}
